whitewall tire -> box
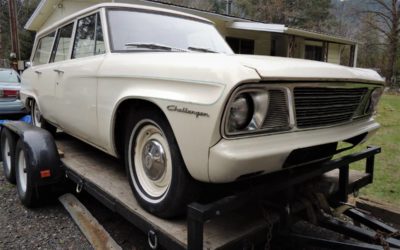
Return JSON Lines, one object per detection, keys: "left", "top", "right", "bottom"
{"left": 124, "top": 107, "right": 197, "bottom": 218}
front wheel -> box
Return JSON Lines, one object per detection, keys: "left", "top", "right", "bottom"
{"left": 125, "top": 109, "right": 197, "bottom": 218}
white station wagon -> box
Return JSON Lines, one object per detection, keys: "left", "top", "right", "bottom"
{"left": 21, "top": 3, "right": 384, "bottom": 217}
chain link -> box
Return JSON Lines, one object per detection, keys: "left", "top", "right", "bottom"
{"left": 260, "top": 202, "right": 274, "bottom": 250}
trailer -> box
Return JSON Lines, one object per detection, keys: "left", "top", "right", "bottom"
{"left": 1, "top": 120, "right": 399, "bottom": 250}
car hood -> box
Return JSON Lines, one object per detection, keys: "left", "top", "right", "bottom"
{"left": 102, "top": 53, "right": 384, "bottom": 88}
{"left": 234, "top": 54, "right": 384, "bottom": 84}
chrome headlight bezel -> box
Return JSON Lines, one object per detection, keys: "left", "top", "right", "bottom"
{"left": 223, "top": 85, "right": 292, "bottom": 137}
{"left": 366, "top": 87, "right": 383, "bottom": 115}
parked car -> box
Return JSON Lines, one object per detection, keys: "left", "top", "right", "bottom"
{"left": 0, "top": 68, "right": 26, "bottom": 118}
{"left": 20, "top": 3, "right": 384, "bottom": 218}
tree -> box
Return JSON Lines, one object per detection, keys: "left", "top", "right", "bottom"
{"left": 0, "top": 0, "right": 39, "bottom": 62}
{"left": 357, "top": 14, "right": 385, "bottom": 69}
{"left": 364, "top": 0, "right": 400, "bottom": 87}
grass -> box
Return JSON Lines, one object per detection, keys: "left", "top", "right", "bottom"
{"left": 346, "top": 94, "right": 400, "bottom": 206}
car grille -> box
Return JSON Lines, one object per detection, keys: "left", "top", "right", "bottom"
{"left": 294, "top": 87, "right": 368, "bottom": 128}
{"left": 261, "top": 89, "right": 290, "bottom": 130}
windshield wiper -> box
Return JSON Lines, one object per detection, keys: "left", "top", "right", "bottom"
{"left": 125, "top": 43, "right": 188, "bottom": 52}
{"left": 187, "top": 46, "right": 217, "bottom": 53}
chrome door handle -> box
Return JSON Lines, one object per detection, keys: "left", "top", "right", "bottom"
{"left": 34, "top": 70, "right": 42, "bottom": 75}
{"left": 53, "top": 69, "right": 64, "bottom": 74}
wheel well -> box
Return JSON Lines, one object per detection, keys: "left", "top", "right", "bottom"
{"left": 25, "top": 97, "right": 35, "bottom": 112}
{"left": 113, "top": 99, "right": 167, "bottom": 161}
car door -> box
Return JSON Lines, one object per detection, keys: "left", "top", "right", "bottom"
{"left": 27, "top": 31, "right": 58, "bottom": 123}
{"left": 53, "top": 12, "right": 106, "bottom": 143}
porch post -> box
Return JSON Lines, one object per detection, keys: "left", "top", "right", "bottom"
{"left": 287, "top": 35, "right": 295, "bottom": 58}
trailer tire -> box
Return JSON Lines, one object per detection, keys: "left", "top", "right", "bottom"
{"left": 15, "top": 139, "right": 40, "bottom": 207}
{"left": 125, "top": 107, "right": 198, "bottom": 218}
{"left": 1, "top": 128, "right": 17, "bottom": 184}
{"left": 31, "top": 100, "right": 57, "bottom": 136}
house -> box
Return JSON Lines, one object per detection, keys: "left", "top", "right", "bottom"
{"left": 25, "top": 0, "right": 358, "bottom": 67}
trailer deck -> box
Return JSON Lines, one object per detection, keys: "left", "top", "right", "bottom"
{"left": 57, "top": 134, "right": 275, "bottom": 249}
{"left": 55, "top": 133, "right": 382, "bottom": 249}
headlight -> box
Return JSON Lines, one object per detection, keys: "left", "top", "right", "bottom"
{"left": 366, "top": 88, "right": 383, "bottom": 115}
{"left": 228, "top": 93, "right": 253, "bottom": 131}
{"left": 225, "top": 86, "right": 291, "bottom": 136}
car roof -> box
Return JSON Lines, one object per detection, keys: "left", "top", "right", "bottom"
{"left": 37, "top": 3, "right": 213, "bottom": 37}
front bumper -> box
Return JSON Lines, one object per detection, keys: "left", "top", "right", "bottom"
{"left": 208, "top": 118, "right": 380, "bottom": 183}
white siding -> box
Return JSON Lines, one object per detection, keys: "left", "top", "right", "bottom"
{"left": 39, "top": 0, "right": 107, "bottom": 32}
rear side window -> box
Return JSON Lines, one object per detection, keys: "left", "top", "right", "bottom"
{"left": 51, "top": 23, "right": 74, "bottom": 63}
{"left": 32, "top": 32, "right": 56, "bottom": 65}
{"left": 72, "top": 13, "right": 105, "bottom": 59}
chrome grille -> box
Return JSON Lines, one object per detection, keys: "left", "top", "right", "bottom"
{"left": 294, "top": 87, "right": 368, "bottom": 128}
{"left": 261, "top": 89, "right": 290, "bottom": 130}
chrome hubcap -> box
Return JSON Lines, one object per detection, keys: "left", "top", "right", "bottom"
{"left": 131, "top": 121, "right": 172, "bottom": 200}
{"left": 142, "top": 140, "right": 166, "bottom": 181}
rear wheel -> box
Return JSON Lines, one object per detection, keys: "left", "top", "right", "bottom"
{"left": 31, "top": 100, "right": 57, "bottom": 135}
{"left": 1, "top": 128, "right": 17, "bottom": 184}
{"left": 125, "top": 108, "right": 197, "bottom": 218}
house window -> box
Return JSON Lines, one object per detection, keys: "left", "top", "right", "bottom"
{"left": 226, "top": 37, "right": 255, "bottom": 54}
{"left": 305, "top": 45, "right": 323, "bottom": 61}
{"left": 271, "top": 39, "right": 277, "bottom": 56}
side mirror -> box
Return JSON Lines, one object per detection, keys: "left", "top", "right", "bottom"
{"left": 25, "top": 61, "right": 32, "bottom": 69}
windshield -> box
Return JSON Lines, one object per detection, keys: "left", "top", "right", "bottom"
{"left": 107, "top": 9, "right": 233, "bottom": 54}
{"left": 0, "top": 69, "right": 20, "bottom": 84}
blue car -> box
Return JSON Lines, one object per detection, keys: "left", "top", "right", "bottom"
{"left": 0, "top": 68, "right": 27, "bottom": 119}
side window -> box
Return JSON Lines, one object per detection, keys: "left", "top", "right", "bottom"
{"left": 72, "top": 13, "right": 105, "bottom": 59}
{"left": 50, "top": 23, "right": 74, "bottom": 63}
{"left": 32, "top": 32, "right": 56, "bottom": 65}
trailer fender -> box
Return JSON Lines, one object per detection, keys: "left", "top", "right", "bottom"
{"left": 1, "top": 121, "right": 62, "bottom": 186}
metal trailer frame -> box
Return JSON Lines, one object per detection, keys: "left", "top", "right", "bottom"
{"left": 2, "top": 121, "right": 398, "bottom": 250}
{"left": 186, "top": 146, "right": 382, "bottom": 250}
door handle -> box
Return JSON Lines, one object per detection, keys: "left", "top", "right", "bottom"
{"left": 34, "top": 70, "right": 42, "bottom": 75}
{"left": 54, "top": 69, "right": 64, "bottom": 74}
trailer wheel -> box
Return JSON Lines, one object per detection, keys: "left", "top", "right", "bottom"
{"left": 125, "top": 108, "right": 197, "bottom": 218}
{"left": 1, "top": 128, "right": 17, "bottom": 184}
{"left": 31, "top": 100, "right": 57, "bottom": 136}
{"left": 15, "top": 139, "right": 40, "bottom": 207}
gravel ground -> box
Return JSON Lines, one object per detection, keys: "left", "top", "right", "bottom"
{"left": 0, "top": 166, "right": 92, "bottom": 250}
{"left": 0, "top": 165, "right": 149, "bottom": 250}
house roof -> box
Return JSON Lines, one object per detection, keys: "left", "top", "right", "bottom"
{"left": 25, "top": 0, "right": 357, "bottom": 45}
{"left": 228, "top": 22, "right": 357, "bottom": 45}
